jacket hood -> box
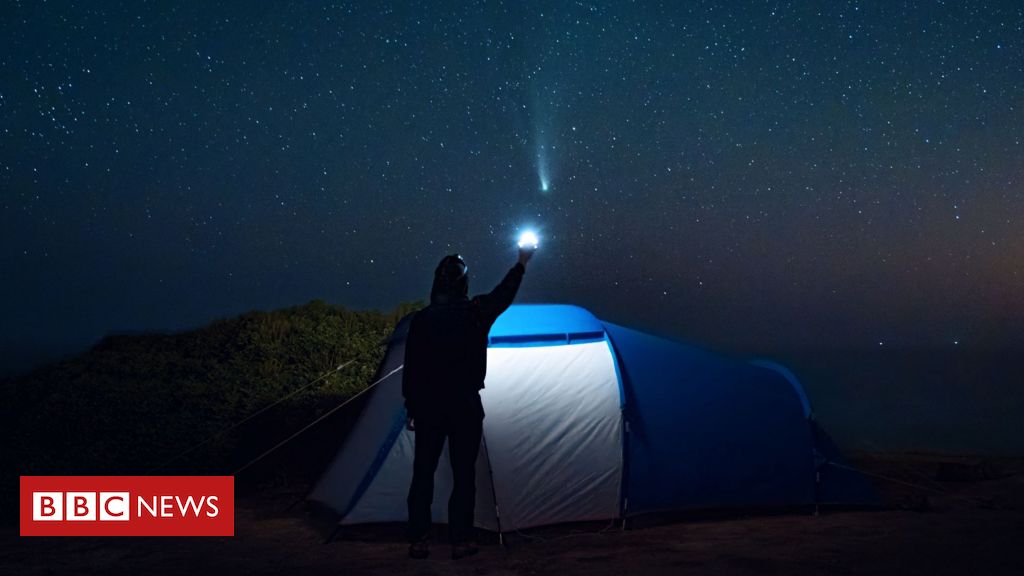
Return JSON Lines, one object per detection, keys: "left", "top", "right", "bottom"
{"left": 430, "top": 274, "right": 469, "bottom": 304}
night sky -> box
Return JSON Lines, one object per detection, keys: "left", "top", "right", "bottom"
{"left": 3, "top": 1, "right": 1023, "bottom": 372}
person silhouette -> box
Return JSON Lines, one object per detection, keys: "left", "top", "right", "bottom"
{"left": 403, "top": 246, "right": 534, "bottom": 560}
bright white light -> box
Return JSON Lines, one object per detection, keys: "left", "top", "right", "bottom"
{"left": 540, "top": 177, "right": 550, "bottom": 192}
{"left": 518, "top": 230, "right": 539, "bottom": 249}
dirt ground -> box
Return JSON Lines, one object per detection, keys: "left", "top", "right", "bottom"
{"left": 4, "top": 454, "right": 1023, "bottom": 575}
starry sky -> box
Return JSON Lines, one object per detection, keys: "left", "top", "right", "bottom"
{"left": 2, "top": 1, "right": 1023, "bottom": 373}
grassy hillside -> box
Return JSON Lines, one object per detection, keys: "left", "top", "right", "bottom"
{"left": 2, "top": 300, "right": 421, "bottom": 514}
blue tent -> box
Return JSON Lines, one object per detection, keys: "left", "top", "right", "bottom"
{"left": 310, "top": 304, "right": 873, "bottom": 531}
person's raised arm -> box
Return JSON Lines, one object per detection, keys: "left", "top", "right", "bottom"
{"left": 473, "top": 248, "right": 534, "bottom": 325}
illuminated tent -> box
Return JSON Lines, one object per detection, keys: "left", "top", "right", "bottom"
{"left": 309, "top": 304, "right": 873, "bottom": 532}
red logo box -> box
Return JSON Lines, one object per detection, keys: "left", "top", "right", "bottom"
{"left": 20, "top": 476, "right": 234, "bottom": 536}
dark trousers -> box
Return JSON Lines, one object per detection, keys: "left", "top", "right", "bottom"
{"left": 406, "top": 407, "right": 483, "bottom": 544}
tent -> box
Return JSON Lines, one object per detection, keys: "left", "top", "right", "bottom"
{"left": 309, "top": 304, "right": 873, "bottom": 533}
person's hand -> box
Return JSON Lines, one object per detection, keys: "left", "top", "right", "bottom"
{"left": 518, "top": 247, "right": 535, "bottom": 267}
{"left": 405, "top": 417, "right": 415, "bottom": 431}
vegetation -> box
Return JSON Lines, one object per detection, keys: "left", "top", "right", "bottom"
{"left": 2, "top": 300, "right": 422, "bottom": 517}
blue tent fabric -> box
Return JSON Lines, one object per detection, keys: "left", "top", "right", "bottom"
{"left": 603, "top": 323, "right": 818, "bottom": 514}
{"left": 488, "top": 303, "right": 606, "bottom": 346}
{"left": 749, "top": 359, "right": 813, "bottom": 418}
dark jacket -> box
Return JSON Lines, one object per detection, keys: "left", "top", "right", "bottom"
{"left": 402, "top": 263, "right": 525, "bottom": 420}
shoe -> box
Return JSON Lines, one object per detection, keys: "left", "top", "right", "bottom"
{"left": 451, "top": 543, "right": 479, "bottom": 560}
{"left": 408, "top": 539, "right": 430, "bottom": 559}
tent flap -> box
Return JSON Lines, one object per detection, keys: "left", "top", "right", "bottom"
{"left": 481, "top": 341, "right": 623, "bottom": 529}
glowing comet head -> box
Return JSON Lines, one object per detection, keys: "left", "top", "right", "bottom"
{"left": 517, "top": 230, "right": 540, "bottom": 250}
{"left": 540, "top": 178, "right": 550, "bottom": 192}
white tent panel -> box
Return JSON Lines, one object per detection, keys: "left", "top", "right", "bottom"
{"left": 308, "top": 350, "right": 405, "bottom": 514}
{"left": 481, "top": 340, "right": 623, "bottom": 529}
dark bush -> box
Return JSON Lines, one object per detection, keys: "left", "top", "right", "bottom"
{"left": 2, "top": 299, "right": 422, "bottom": 519}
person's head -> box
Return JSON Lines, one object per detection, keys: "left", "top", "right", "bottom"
{"left": 431, "top": 254, "right": 469, "bottom": 302}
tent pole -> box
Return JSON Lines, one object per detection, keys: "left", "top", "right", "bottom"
{"left": 480, "top": 433, "right": 505, "bottom": 549}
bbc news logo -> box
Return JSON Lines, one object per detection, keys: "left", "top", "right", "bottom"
{"left": 32, "top": 491, "right": 220, "bottom": 521}
{"left": 20, "top": 476, "right": 233, "bottom": 536}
